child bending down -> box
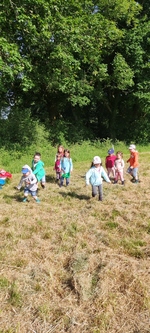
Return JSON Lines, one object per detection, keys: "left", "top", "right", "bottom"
{"left": 86, "top": 156, "right": 111, "bottom": 201}
{"left": 16, "top": 165, "right": 40, "bottom": 203}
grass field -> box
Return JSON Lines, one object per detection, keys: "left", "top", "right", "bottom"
{"left": 0, "top": 151, "right": 150, "bottom": 333}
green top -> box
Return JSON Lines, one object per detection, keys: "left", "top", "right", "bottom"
{"left": 31, "top": 160, "right": 45, "bottom": 181}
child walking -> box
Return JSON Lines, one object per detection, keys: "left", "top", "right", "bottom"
{"left": 86, "top": 156, "right": 111, "bottom": 201}
{"left": 31, "top": 152, "right": 46, "bottom": 189}
{"left": 114, "top": 151, "right": 125, "bottom": 185}
{"left": 16, "top": 165, "right": 40, "bottom": 203}
{"left": 127, "top": 144, "right": 139, "bottom": 183}
{"left": 54, "top": 153, "right": 62, "bottom": 183}
{"left": 60, "top": 149, "right": 73, "bottom": 187}
{"left": 105, "top": 148, "right": 116, "bottom": 180}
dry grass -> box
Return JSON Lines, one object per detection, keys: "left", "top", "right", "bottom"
{"left": 0, "top": 155, "right": 150, "bottom": 333}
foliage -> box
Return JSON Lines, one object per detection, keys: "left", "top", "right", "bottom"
{"left": 0, "top": 0, "right": 150, "bottom": 144}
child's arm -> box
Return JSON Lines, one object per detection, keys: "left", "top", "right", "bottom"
{"left": 85, "top": 169, "right": 92, "bottom": 185}
{"left": 101, "top": 168, "right": 111, "bottom": 183}
{"left": 16, "top": 176, "right": 24, "bottom": 190}
{"left": 70, "top": 158, "right": 73, "bottom": 172}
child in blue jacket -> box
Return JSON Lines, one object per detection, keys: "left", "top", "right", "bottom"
{"left": 86, "top": 156, "right": 111, "bottom": 201}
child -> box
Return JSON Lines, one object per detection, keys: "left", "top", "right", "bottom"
{"left": 86, "top": 156, "right": 111, "bottom": 201}
{"left": 55, "top": 145, "right": 64, "bottom": 161}
{"left": 114, "top": 151, "right": 125, "bottom": 185}
{"left": 16, "top": 165, "right": 40, "bottom": 203}
{"left": 127, "top": 144, "right": 139, "bottom": 183}
{"left": 105, "top": 148, "right": 116, "bottom": 180}
{"left": 60, "top": 149, "right": 73, "bottom": 187}
{"left": 54, "top": 153, "right": 62, "bottom": 183}
{"left": 31, "top": 152, "right": 46, "bottom": 189}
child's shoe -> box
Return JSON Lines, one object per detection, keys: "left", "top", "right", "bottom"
{"left": 36, "top": 198, "right": 40, "bottom": 203}
{"left": 134, "top": 179, "right": 139, "bottom": 184}
{"left": 122, "top": 181, "right": 125, "bottom": 185}
{"left": 22, "top": 197, "right": 27, "bottom": 202}
{"left": 41, "top": 184, "right": 45, "bottom": 189}
{"left": 114, "top": 180, "right": 118, "bottom": 184}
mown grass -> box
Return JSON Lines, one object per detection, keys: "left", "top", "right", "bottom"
{"left": 0, "top": 144, "right": 150, "bottom": 333}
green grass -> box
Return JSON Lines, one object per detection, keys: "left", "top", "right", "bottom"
{"left": 0, "top": 141, "right": 150, "bottom": 332}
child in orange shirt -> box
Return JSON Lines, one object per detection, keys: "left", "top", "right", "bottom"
{"left": 127, "top": 144, "right": 139, "bottom": 183}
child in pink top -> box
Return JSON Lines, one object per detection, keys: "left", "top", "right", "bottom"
{"left": 105, "top": 148, "right": 116, "bottom": 180}
{"left": 114, "top": 151, "right": 125, "bottom": 185}
{"left": 54, "top": 153, "right": 62, "bottom": 183}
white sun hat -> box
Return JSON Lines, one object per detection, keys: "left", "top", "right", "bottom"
{"left": 129, "top": 144, "right": 136, "bottom": 150}
{"left": 93, "top": 156, "right": 101, "bottom": 164}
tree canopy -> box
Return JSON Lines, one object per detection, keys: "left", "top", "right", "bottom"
{"left": 0, "top": 0, "right": 150, "bottom": 146}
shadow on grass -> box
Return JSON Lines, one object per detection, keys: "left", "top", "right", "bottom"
{"left": 46, "top": 175, "right": 56, "bottom": 184}
{"left": 59, "top": 191, "right": 90, "bottom": 200}
{"left": 3, "top": 193, "right": 23, "bottom": 202}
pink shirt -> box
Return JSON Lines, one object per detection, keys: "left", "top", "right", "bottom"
{"left": 105, "top": 155, "right": 116, "bottom": 168}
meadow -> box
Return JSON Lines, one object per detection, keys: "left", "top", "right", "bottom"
{"left": 0, "top": 141, "right": 150, "bottom": 333}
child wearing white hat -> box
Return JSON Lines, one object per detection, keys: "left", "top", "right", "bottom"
{"left": 127, "top": 144, "right": 139, "bottom": 183}
{"left": 86, "top": 156, "right": 111, "bottom": 201}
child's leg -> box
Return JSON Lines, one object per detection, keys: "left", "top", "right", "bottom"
{"left": 132, "top": 168, "right": 139, "bottom": 181}
{"left": 41, "top": 175, "right": 46, "bottom": 188}
{"left": 66, "top": 177, "right": 70, "bottom": 186}
{"left": 22, "top": 189, "right": 29, "bottom": 202}
{"left": 114, "top": 171, "right": 119, "bottom": 183}
{"left": 60, "top": 176, "right": 64, "bottom": 187}
{"left": 119, "top": 170, "right": 124, "bottom": 182}
{"left": 112, "top": 166, "right": 116, "bottom": 178}
{"left": 92, "top": 185, "right": 97, "bottom": 198}
{"left": 32, "top": 190, "right": 40, "bottom": 203}
{"left": 98, "top": 184, "right": 103, "bottom": 201}
{"left": 107, "top": 168, "right": 111, "bottom": 178}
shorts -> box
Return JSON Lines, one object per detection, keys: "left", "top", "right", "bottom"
{"left": 24, "top": 188, "right": 37, "bottom": 197}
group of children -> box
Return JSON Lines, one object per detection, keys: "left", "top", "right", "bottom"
{"left": 16, "top": 152, "right": 46, "bottom": 203}
{"left": 17, "top": 145, "right": 73, "bottom": 203}
{"left": 17, "top": 144, "right": 139, "bottom": 203}
{"left": 86, "top": 144, "right": 139, "bottom": 201}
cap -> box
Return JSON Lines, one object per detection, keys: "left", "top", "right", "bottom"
{"left": 108, "top": 148, "right": 114, "bottom": 155}
{"left": 129, "top": 144, "right": 136, "bottom": 150}
{"left": 22, "top": 168, "right": 29, "bottom": 174}
{"left": 93, "top": 156, "right": 101, "bottom": 164}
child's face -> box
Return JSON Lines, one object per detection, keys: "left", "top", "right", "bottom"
{"left": 64, "top": 151, "right": 69, "bottom": 157}
{"left": 58, "top": 146, "right": 63, "bottom": 153}
{"left": 34, "top": 155, "right": 40, "bottom": 163}
{"left": 57, "top": 155, "right": 61, "bottom": 160}
{"left": 117, "top": 153, "right": 121, "bottom": 159}
{"left": 94, "top": 163, "right": 100, "bottom": 168}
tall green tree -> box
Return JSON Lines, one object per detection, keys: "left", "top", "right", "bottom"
{"left": 0, "top": 0, "right": 150, "bottom": 145}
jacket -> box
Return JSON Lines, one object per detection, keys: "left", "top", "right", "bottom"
{"left": 127, "top": 151, "right": 139, "bottom": 168}
{"left": 31, "top": 160, "right": 45, "bottom": 181}
{"left": 61, "top": 157, "right": 73, "bottom": 174}
{"left": 86, "top": 166, "right": 111, "bottom": 186}
{"left": 17, "top": 172, "right": 37, "bottom": 191}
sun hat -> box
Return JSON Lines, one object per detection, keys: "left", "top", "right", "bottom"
{"left": 22, "top": 168, "right": 29, "bottom": 174}
{"left": 93, "top": 156, "right": 101, "bottom": 164}
{"left": 108, "top": 148, "right": 114, "bottom": 155}
{"left": 129, "top": 144, "right": 136, "bottom": 150}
